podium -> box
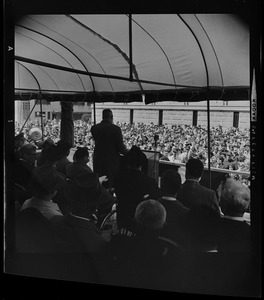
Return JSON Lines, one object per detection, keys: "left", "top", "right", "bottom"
{"left": 142, "top": 150, "right": 160, "bottom": 183}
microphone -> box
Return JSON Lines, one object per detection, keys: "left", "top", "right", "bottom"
{"left": 154, "top": 134, "right": 159, "bottom": 149}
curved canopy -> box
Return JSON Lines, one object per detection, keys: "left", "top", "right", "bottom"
{"left": 14, "top": 14, "right": 249, "bottom": 103}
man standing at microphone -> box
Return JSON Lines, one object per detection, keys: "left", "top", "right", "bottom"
{"left": 91, "top": 109, "right": 128, "bottom": 189}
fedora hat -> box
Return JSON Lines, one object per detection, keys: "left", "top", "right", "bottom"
{"left": 67, "top": 171, "right": 102, "bottom": 208}
{"left": 30, "top": 165, "right": 60, "bottom": 195}
{"left": 19, "top": 143, "right": 37, "bottom": 156}
{"left": 125, "top": 145, "right": 147, "bottom": 168}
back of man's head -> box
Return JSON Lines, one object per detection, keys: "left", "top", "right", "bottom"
{"left": 73, "top": 147, "right": 89, "bottom": 161}
{"left": 134, "top": 199, "right": 166, "bottom": 238}
{"left": 219, "top": 177, "right": 250, "bottom": 217}
{"left": 186, "top": 158, "right": 204, "bottom": 179}
{"left": 19, "top": 143, "right": 37, "bottom": 162}
{"left": 160, "top": 169, "right": 182, "bottom": 197}
{"left": 102, "top": 109, "right": 113, "bottom": 121}
{"left": 125, "top": 145, "right": 147, "bottom": 169}
{"left": 29, "top": 165, "right": 59, "bottom": 199}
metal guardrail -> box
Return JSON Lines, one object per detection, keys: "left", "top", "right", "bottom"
{"left": 159, "top": 159, "right": 250, "bottom": 177}
{"left": 68, "top": 148, "right": 250, "bottom": 179}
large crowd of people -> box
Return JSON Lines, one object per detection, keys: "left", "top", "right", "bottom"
{"left": 10, "top": 107, "right": 258, "bottom": 296}
{"left": 11, "top": 139, "right": 256, "bottom": 296}
{"left": 15, "top": 117, "right": 251, "bottom": 186}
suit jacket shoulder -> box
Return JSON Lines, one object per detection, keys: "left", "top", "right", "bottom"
{"left": 178, "top": 180, "right": 220, "bottom": 214}
{"left": 52, "top": 215, "right": 107, "bottom": 253}
{"left": 218, "top": 218, "right": 251, "bottom": 252}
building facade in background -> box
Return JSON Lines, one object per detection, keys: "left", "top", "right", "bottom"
{"left": 15, "top": 99, "right": 250, "bottom": 130}
{"left": 92, "top": 100, "right": 250, "bottom": 130}
{"left": 15, "top": 100, "right": 92, "bottom": 126}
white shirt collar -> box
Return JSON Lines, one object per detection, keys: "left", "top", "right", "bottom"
{"left": 162, "top": 196, "right": 177, "bottom": 201}
{"left": 222, "top": 215, "right": 245, "bottom": 222}
{"left": 186, "top": 179, "right": 200, "bottom": 183}
{"left": 70, "top": 212, "right": 90, "bottom": 222}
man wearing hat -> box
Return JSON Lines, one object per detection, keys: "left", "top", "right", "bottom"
{"left": 177, "top": 158, "right": 221, "bottom": 215}
{"left": 52, "top": 171, "right": 108, "bottom": 254}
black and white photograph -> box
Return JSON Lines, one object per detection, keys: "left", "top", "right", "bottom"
{"left": 3, "top": 0, "right": 262, "bottom": 298}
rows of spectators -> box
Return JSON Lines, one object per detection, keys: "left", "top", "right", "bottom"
{"left": 12, "top": 140, "right": 255, "bottom": 296}
{"left": 15, "top": 119, "right": 250, "bottom": 186}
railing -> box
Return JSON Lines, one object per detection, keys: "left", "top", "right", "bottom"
{"left": 159, "top": 159, "right": 250, "bottom": 177}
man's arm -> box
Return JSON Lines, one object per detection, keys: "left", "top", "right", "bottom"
{"left": 211, "top": 190, "right": 221, "bottom": 216}
{"left": 116, "top": 126, "right": 129, "bottom": 155}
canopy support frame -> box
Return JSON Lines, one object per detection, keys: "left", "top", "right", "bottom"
{"left": 19, "top": 99, "right": 38, "bottom": 134}
{"left": 206, "top": 92, "right": 211, "bottom": 188}
{"left": 129, "top": 14, "right": 133, "bottom": 81}
{"left": 39, "top": 97, "right": 44, "bottom": 141}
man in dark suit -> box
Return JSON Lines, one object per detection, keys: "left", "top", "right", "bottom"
{"left": 158, "top": 169, "right": 189, "bottom": 247}
{"left": 66, "top": 146, "right": 115, "bottom": 223}
{"left": 177, "top": 157, "right": 221, "bottom": 215}
{"left": 114, "top": 146, "right": 162, "bottom": 231}
{"left": 218, "top": 177, "right": 251, "bottom": 252}
{"left": 66, "top": 146, "right": 93, "bottom": 179}
{"left": 91, "top": 109, "right": 128, "bottom": 189}
{"left": 51, "top": 171, "right": 108, "bottom": 254}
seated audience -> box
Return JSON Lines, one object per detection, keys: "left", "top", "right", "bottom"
{"left": 101, "top": 199, "right": 182, "bottom": 289}
{"left": 36, "top": 137, "right": 55, "bottom": 166}
{"left": 218, "top": 177, "right": 251, "bottom": 252}
{"left": 16, "top": 207, "right": 58, "bottom": 253}
{"left": 14, "top": 143, "right": 38, "bottom": 207}
{"left": 66, "top": 146, "right": 93, "bottom": 179}
{"left": 182, "top": 205, "right": 222, "bottom": 252}
{"left": 20, "top": 165, "right": 63, "bottom": 221}
{"left": 173, "top": 204, "right": 252, "bottom": 296}
{"left": 66, "top": 147, "right": 115, "bottom": 224}
{"left": 36, "top": 142, "right": 71, "bottom": 214}
{"left": 177, "top": 157, "right": 221, "bottom": 215}
{"left": 51, "top": 171, "right": 108, "bottom": 254}
{"left": 37, "top": 139, "right": 71, "bottom": 172}
{"left": 54, "top": 140, "right": 72, "bottom": 176}
{"left": 15, "top": 207, "right": 64, "bottom": 279}
{"left": 114, "top": 146, "right": 162, "bottom": 231}
{"left": 14, "top": 143, "right": 37, "bottom": 186}
{"left": 159, "top": 169, "right": 189, "bottom": 247}
{"left": 134, "top": 199, "right": 167, "bottom": 240}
